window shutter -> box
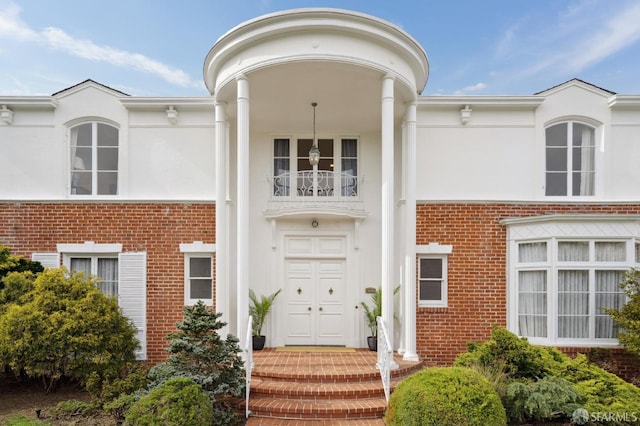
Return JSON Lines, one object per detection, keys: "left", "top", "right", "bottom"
{"left": 118, "top": 252, "right": 147, "bottom": 360}
{"left": 31, "top": 253, "right": 60, "bottom": 268}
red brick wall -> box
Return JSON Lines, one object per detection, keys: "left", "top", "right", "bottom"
{"left": 415, "top": 202, "right": 640, "bottom": 369}
{"left": 0, "top": 202, "right": 216, "bottom": 363}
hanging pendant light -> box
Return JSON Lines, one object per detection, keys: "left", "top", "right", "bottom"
{"left": 308, "top": 102, "right": 320, "bottom": 167}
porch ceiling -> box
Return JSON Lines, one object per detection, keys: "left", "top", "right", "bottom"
{"left": 218, "top": 61, "right": 410, "bottom": 134}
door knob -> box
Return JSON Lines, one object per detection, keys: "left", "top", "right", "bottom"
{"left": 308, "top": 307, "right": 312, "bottom": 311}
{"left": 329, "top": 288, "right": 334, "bottom": 295}
{"left": 319, "top": 307, "right": 323, "bottom": 311}
{"left": 297, "top": 287, "right": 302, "bottom": 295}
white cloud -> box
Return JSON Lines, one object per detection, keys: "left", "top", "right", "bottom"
{"left": 454, "top": 82, "right": 487, "bottom": 95}
{"left": 0, "top": 2, "right": 200, "bottom": 88}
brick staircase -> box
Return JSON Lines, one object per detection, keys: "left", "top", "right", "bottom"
{"left": 245, "top": 349, "right": 424, "bottom": 424}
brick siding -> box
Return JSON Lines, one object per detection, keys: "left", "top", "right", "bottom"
{"left": 416, "top": 202, "right": 640, "bottom": 375}
{"left": 0, "top": 202, "right": 215, "bottom": 363}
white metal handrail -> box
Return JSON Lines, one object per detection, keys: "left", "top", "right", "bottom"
{"left": 244, "top": 315, "right": 253, "bottom": 419}
{"left": 271, "top": 171, "right": 362, "bottom": 200}
{"left": 377, "top": 316, "right": 392, "bottom": 402}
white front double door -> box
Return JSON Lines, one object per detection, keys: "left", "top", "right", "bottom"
{"left": 283, "top": 237, "right": 347, "bottom": 346}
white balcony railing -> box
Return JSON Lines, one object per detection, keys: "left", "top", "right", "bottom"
{"left": 244, "top": 315, "right": 253, "bottom": 419}
{"left": 267, "top": 171, "right": 365, "bottom": 216}
{"left": 377, "top": 316, "right": 392, "bottom": 402}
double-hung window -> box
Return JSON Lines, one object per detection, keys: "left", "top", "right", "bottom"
{"left": 180, "top": 242, "right": 215, "bottom": 306}
{"left": 545, "top": 122, "right": 595, "bottom": 196}
{"left": 417, "top": 243, "right": 452, "bottom": 307}
{"left": 70, "top": 256, "right": 119, "bottom": 297}
{"left": 70, "top": 121, "right": 119, "bottom": 196}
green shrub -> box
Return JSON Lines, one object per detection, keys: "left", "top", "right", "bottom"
{"left": 0, "top": 268, "right": 139, "bottom": 391}
{"left": 124, "top": 377, "right": 213, "bottom": 426}
{"left": 149, "top": 301, "right": 245, "bottom": 425}
{"left": 86, "top": 361, "right": 149, "bottom": 405}
{"left": 50, "top": 399, "right": 97, "bottom": 417}
{"left": 5, "top": 416, "right": 49, "bottom": 426}
{"left": 455, "top": 326, "right": 568, "bottom": 378}
{"left": 455, "top": 327, "right": 640, "bottom": 418}
{"left": 605, "top": 269, "right": 640, "bottom": 358}
{"left": 504, "top": 376, "right": 582, "bottom": 423}
{"left": 385, "top": 366, "right": 507, "bottom": 426}
{"left": 559, "top": 354, "right": 640, "bottom": 414}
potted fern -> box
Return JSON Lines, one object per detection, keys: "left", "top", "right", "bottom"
{"left": 360, "top": 286, "right": 399, "bottom": 351}
{"left": 249, "top": 288, "right": 282, "bottom": 350}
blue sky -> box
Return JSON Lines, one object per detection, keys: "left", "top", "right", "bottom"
{"left": 1, "top": 0, "right": 640, "bottom": 97}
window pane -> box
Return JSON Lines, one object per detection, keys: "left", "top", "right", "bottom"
{"left": 73, "top": 123, "right": 93, "bottom": 147}
{"left": 420, "top": 258, "right": 442, "bottom": 279}
{"left": 546, "top": 123, "right": 567, "bottom": 147}
{"left": 518, "top": 271, "right": 547, "bottom": 338}
{"left": 190, "top": 257, "right": 211, "bottom": 278}
{"left": 558, "top": 242, "right": 589, "bottom": 262}
{"left": 572, "top": 171, "right": 594, "bottom": 196}
{"left": 595, "top": 242, "right": 626, "bottom": 262}
{"left": 98, "top": 123, "right": 118, "bottom": 147}
{"left": 545, "top": 172, "right": 567, "bottom": 196}
{"left": 97, "top": 171, "right": 118, "bottom": 195}
{"left": 317, "top": 138, "right": 334, "bottom": 158}
{"left": 190, "top": 279, "right": 212, "bottom": 299}
{"left": 97, "top": 258, "right": 118, "bottom": 297}
{"left": 595, "top": 270, "right": 625, "bottom": 338}
{"left": 98, "top": 147, "right": 118, "bottom": 170}
{"left": 572, "top": 123, "right": 595, "bottom": 148}
{"left": 518, "top": 242, "right": 547, "bottom": 263}
{"left": 70, "top": 258, "right": 91, "bottom": 274}
{"left": 546, "top": 147, "right": 567, "bottom": 171}
{"left": 419, "top": 281, "right": 441, "bottom": 301}
{"left": 558, "top": 270, "right": 589, "bottom": 338}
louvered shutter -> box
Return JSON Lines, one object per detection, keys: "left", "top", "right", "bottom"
{"left": 31, "top": 253, "right": 60, "bottom": 268}
{"left": 118, "top": 252, "right": 147, "bottom": 360}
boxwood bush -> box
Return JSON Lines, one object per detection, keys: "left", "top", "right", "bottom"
{"left": 385, "top": 366, "right": 507, "bottom": 426}
{"left": 124, "top": 377, "right": 213, "bottom": 426}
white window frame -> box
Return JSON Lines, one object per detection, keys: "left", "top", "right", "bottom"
{"left": 503, "top": 215, "right": 640, "bottom": 347}
{"left": 417, "top": 243, "right": 452, "bottom": 308}
{"left": 59, "top": 242, "right": 123, "bottom": 297}
{"left": 180, "top": 242, "right": 216, "bottom": 306}
{"left": 69, "top": 120, "right": 119, "bottom": 197}
{"left": 544, "top": 119, "right": 597, "bottom": 198}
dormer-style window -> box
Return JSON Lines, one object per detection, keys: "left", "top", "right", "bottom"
{"left": 545, "top": 122, "right": 595, "bottom": 196}
{"left": 70, "top": 122, "right": 119, "bottom": 196}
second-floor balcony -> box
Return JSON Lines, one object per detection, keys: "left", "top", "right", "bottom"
{"left": 264, "top": 170, "right": 366, "bottom": 219}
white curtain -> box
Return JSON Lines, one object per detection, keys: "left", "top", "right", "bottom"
{"left": 578, "top": 125, "right": 595, "bottom": 195}
{"left": 273, "top": 139, "right": 290, "bottom": 196}
{"left": 341, "top": 139, "right": 357, "bottom": 196}
{"left": 595, "top": 270, "right": 625, "bottom": 338}
{"left": 70, "top": 257, "right": 118, "bottom": 297}
{"left": 518, "top": 270, "right": 547, "bottom": 337}
{"left": 558, "top": 270, "right": 589, "bottom": 338}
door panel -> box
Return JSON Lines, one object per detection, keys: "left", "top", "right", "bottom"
{"left": 284, "top": 257, "right": 346, "bottom": 346}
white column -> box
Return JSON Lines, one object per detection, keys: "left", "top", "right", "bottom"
{"left": 236, "top": 75, "right": 250, "bottom": 348}
{"left": 381, "top": 74, "right": 398, "bottom": 368}
{"left": 403, "top": 102, "right": 419, "bottom": 361}
{"left": 215, "top": 101, "right": 229, "bottom": 336}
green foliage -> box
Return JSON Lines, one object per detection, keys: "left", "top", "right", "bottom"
{"left": 558, "top": 354, "right": 640, "bottom": 414}
{"left": 50, "top": 399, "right": 97, "bottom": 416}
{"left": 605, "top": 269, "right": 640, "bottom": 357}
{"left": 248, "top": 288, "right": 281, "bottom": 336}
{"left": 455, "top": 327, "right": 640, "bottom": 420}
{"left": 503, "top": 376, "right": 582, "bottom": 423}
{"left": 455, "top": 326, "right": 568, "bottom": 378}
{"left": 385, "top": 366, "right": 507, "bottom": 426}
{"left": 0, "top": 268, "right": 139, "bottom": 391}
{"left": 124, "top": 377, "right": 213, "bottom": 426}
{"left": 5, "top": 416, "right": 50, "bottom": 426}
{"left": 0, "top": 244, "right": 44, "bottom": 284}
{"left": 149, "top": 301, "right": 245, "bottom": 425}
{"left": 104, "top": 393, "right": 140, "bottom": 425}
{"left": 360, "top": 285, "right": 400, "bottom": 337}
{"left": 86, "top": 361, "right": 149, "bottom": 405}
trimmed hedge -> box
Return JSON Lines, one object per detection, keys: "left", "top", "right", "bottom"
{"left": 385, "top": 366, "right": 507, "bottom": 426}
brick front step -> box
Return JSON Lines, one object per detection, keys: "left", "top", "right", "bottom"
{"left": 248, "top": 396, "right": 387, "bottom": 419}
{"left": 246, "top": 349, "right": 424, "bottom": 421}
